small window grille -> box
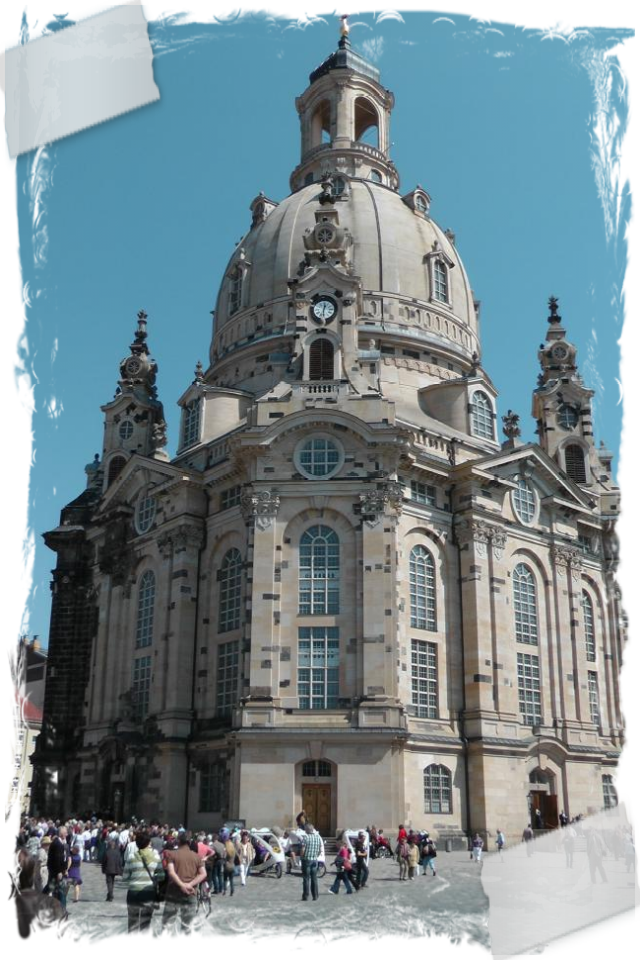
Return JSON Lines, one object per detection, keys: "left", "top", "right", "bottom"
{"left": 407, "top": 479, "right": 437, "bottom": 506}
{"left": 220, "top": 486, "right": 242, "bottom": 511}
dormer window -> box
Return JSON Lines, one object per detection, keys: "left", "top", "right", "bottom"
{"left": 415, "top": 193, "right": 428, "bottom": 214}
{"left": 470, "top": 390, "right": 494, "bottom": 440}
{"left": 433, "top": 260, "right": 448, "bottom": 302}
{"left": 183, "top": 398, "right": 201, "bottom": 447}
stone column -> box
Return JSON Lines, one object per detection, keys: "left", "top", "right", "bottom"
{"left": 358, "top": 484, "right": 403, "bottom": 711}
{"left": 455, "top": 517, "right": 498, "bottom": 731}
{"left": 156, "top": 521, "right": 204, "bottom": 739}
{"left": 550, "top": 545, "right": 581, "bottom": 729}
{"left": 241, "top": 489, "right": 281, "bottom": 715}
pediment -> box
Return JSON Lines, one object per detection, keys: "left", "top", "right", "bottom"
{"left": 460, "top": 443, "right": 597, "bottom": 514}
{"left": 96, "top": 455, "right": 199, "bottom": 515}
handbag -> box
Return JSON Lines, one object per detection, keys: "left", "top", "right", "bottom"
{"left": 141, "top": 854, "right": 166, "bottom": 903}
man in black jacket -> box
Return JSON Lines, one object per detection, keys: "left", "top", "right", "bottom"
{"left": 46, "top": 827, "right": 70, "bottom": 910}
{"left": 101, "top": 838, "right": 123, "bottom": 901}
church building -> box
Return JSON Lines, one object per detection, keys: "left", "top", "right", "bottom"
{"left": 33, "top": 24, "right": 623, "bottom": 844}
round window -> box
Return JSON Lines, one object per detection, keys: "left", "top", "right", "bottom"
{"left": 558, "top": 404, "right": 579, "bottom": 430}
{"left": 119, "top": 419, "right": 134, "bottom": 441}
{"left": 295, "top": 436, "right": 343, "bottom": 479}
{"left": 512, "top": 476, "right": 537, "bottom": 525}
{"left": 135, "top": 494, "right": 156, "bottom": 534}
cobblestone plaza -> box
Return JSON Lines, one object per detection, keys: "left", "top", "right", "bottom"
{"left": 60, "top": 853, "right": 635, "bottom": 955}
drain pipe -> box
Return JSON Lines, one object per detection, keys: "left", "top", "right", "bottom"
{"left": 184, "top": 496, "right": 208, "bottom": 828}
{"left": 449, "top": 484, "right": 472, "bottom": 842}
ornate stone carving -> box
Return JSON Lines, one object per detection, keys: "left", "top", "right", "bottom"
{"left": 502, "top": 409, "right": 521, "bottom": 441}
{"left": 358, "top": 483, "right": 403, "bottom": 526}
{"left": 241, "top": 489, "right": 281, "bottom": 530}
{"left": 456, "top": 520, "right": 507, "bottom": 560}
{"left": 552, "top": 545, "right": 583, "bottom": 580}
{"left": 157, "top": 522, "right": 204, "bottom": 557}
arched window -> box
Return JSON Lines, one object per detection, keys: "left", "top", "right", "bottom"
{"left": 311, "top": 99, "right": 331, "bottom": 146}
{"left": 309, "top": 338, "right": 335, "bottom": 380}
{"left": 228, "top": 267, "right": 243, "bottom": 316}
{"left": 602, "top": 773, "right": 618, "bottom": 810}
{"left": 183, "top": 399, "right": 201, "bottom": 447}
{"left": 135, "top": 570, "right": 155, "bottom": 648}
{"left": 582, "top": 591, "right": 596, "bottom": 661}
{"left": 470, "top": 391, "right": 494, "bottom": 440}
{"left": 513, "top": 564, "right": 538, "bottom": 644}
{"left": 423, "top": 764, "right": 452, "bottom": 814}
{"left": 410, "top": 545, "right": 436, "bottom": 631}
{"left": 433, "top": 260, "right": 448, "bottom": 302}
{"left": 299, "top": 525, "right": 340, "bottom": 614}
{"left": 107, "top": 456, "right": 126, "bottom": 486}
{"left": 354, "top": 97, "right": 379, "bottom": 147}
{"left": 565, "top": 444, "right": 587, "bottom": 484}
{"left": 218, "top": 549, "right": 243, "bottom": 633}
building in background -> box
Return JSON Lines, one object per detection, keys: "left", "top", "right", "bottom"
{"left": 4, "top": 676, "right": 44, "bottom": 816}
{"left": 10, "top": 637, "right": 46, "bottom": 815}
{"left": 4, "top": 634, "right": 47, "bottom": 710}
{"left": 32, "top": 26, "right": 623, "bottom": 842}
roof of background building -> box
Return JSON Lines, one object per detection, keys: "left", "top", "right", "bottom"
{"left": 4, "top": 676, "right": 42, "bottom": 723}
{"left": 4, "top": 634, "right": 47, "bottom": 687}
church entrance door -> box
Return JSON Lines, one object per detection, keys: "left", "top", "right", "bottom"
{"left": 302, "top": 784, "right": 332, "bottom": 835}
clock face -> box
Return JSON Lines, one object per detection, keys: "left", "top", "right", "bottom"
{"left": 558, "top": 403, "right": 579, "bottom": 430}
{"left": 312, "top": 298, "right": 337, "bottom": 322}
{"left": 125, "top": 357, "right": 142, "bottom": 376}
{"left": 552, "top": 344, "right": 569, "bottom": 361}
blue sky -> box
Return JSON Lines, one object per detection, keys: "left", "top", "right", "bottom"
{"left": 12, "top": 10, "right": 632, "bottom": 645}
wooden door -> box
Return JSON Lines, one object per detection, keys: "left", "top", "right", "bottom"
{"left": 543, "top": 794, "right": 558, "bottom": 829}
{"left": 530, "top": 791, "right": 545, "bottom": 829}
{"left": 302, "top": 784, "right": 332, "bottom": 835}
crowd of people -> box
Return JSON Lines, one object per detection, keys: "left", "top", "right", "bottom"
{"left": 12, "top": 810, "right": 635, "bottom": 936}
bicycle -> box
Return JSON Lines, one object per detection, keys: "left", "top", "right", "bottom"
{"left": 196, "top": 879, "right": 211, "bottom": 916}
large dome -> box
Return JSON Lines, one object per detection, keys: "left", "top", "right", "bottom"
{"left": 214, "top": 180, "right": 478, "bottom": 341}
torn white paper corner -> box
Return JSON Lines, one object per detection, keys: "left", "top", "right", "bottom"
{"left": 4, "top": 4, "right": 159, "bottom": 157}
{"left": 483, "top": 805, "right": 638, "bottom": 957}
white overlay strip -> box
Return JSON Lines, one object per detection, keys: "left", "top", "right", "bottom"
{"left": 4, "top": 4, "right": 159, "bottom": 157}
{"left": 484, "top": 805, "right": 638, "bottom": 955}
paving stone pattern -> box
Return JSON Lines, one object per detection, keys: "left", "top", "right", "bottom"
{"left": 61, "top": 853, "right": 635, "bottom": 956}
